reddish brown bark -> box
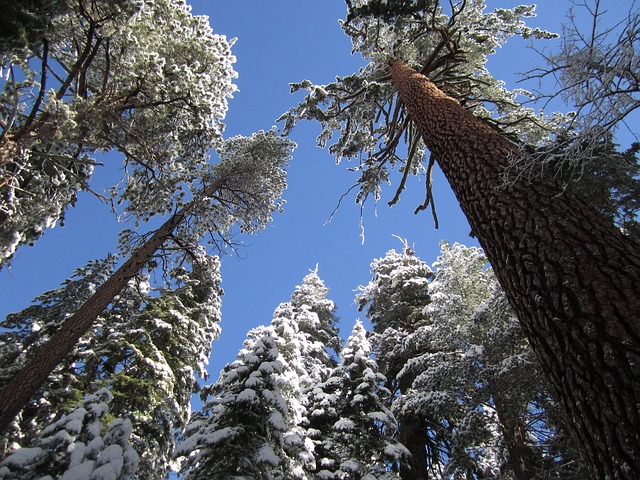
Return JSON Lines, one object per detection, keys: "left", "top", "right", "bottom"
{"left": 0, "top": 179, "right": 222, "bottom": 435}
{"left": 389, "top": 59, "right": 640, "bottom": 479}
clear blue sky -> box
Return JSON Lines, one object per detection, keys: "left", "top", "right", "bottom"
{"left": 0, "top": 0, "right": 584, "bottom": 382}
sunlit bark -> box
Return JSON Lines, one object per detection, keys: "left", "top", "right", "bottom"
{"left": 390, "top": 58, "right": 640, "bottom": 480}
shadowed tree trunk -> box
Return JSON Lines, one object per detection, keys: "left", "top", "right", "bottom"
{"left": 0, "top": 178, "right": 223, "bottom": 435}
{"left": 397, "top": 372, "right": 429, "bottom": 480}
{"left": 389, "top": 59, "right": 640, "bottom": 480}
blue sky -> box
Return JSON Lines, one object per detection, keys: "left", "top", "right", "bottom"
{"left": 1, "top": 0, "right": 587, "bottom": 381}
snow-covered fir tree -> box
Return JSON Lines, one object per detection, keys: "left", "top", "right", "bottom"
{"left": 176, "top": 326, "right": 290, "bottom": 479}
{"left": 0, "top": 251, "right": 223, "bottom": 478}
{"left": 288, "top": 269, "right": 342, "bottom": 383}
{"left": 307, "top": 320, "right": 408, "bottom": 479}
{"left": 0, "top": 389, "right": 139, "bottom": 480}
{"left": 358, "top": 242, "right": 585, "bottom": 479}
{"left": 178, "top": 269, "right": 341, "bottom": 479}
{"left": 355, "top": 243, "right": 433, "bottom": 479}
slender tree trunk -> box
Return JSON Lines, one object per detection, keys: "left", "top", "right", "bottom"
{"left": 0, "top": 179, "right": 223, "bottom": 435}
{"left": 389, "top": 59, "right": 640, "bottom": 480}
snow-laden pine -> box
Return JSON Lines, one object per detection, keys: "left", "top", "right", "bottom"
{"left": 177, "top": 269, "right": 341, "bottom": 479}
{"left": 307, "top": 320, "right": 408, "bottom": 479}
{"left": 176, "top": 327, "right": 290, "bottom": 479}
{"left": 278, "top": 1, "right": 564, "bottom": 211}
{"left": 0, "top": 0, "right": 237, "bottom": 264}
{"left": 0, "top": 389, "right": 139, "bottom": 480}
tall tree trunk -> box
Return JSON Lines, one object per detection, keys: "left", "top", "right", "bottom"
{"left": 389, "top": 59, "right": 640, "bottom": 480}
{"left": 0, "top": 178, "right": 223, "bottom": 435}
{"left": 397, "top": 373, "right": 429, "bottom": 480}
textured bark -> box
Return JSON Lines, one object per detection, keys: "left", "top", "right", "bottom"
{"left": 390, "top": 59, "right": 640, "bottom": 480}
{"left": 0, "top": 179, "right": 222, "bottom": 435}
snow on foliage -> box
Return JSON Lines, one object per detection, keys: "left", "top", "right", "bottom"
{"left": 176, "top": 330, "right": 289, "bottom": 479}
{"left": 358, "top": 241, "right": 586, "bottom": 478}
{"left": 0, "top": 0, "right": 238, "bottom": 264}
{"left": 0, "top": 389, "right": 138, "bottom": 480}
{"left": 0, "top": 251, "right": 224, "bottom": 478}
{"left": 307, "top": 320, "right": 407, "bottom": 479}
{"left": 279, "top": 0, "right": 565, "bottom": 212}
{"left": 177, "top": 269, "right": 341, "bottom": 479}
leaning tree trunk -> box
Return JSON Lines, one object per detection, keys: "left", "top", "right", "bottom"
{"left": 389, "top": 59, "right": 640, "bottom": 480}
{"left": 0, "top": 178, "right": 223, "bottom": 435}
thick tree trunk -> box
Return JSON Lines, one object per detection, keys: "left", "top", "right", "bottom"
{"left": 389, "top": 59, "right": 640, "bottom": 479}
{"left": 0, "top": 179, "right": 222, "bottom": 435}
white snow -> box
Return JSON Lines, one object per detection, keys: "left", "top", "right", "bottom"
{"left": 333, "top": 418, "right": 355, "bottom": 431}
{"left": 0, "top": 447, "right": 45, "bottom": 467}
{"left": 255, "top": 444, "right": 279, "bottom": 467}
{"left": 60, "top": 460, "right": 96, "bottom": 480}
{"left": 236, "top": 388, "right": 257, "bottom": 403}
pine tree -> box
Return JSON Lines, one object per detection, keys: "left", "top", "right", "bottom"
{"left": 0, "top": 129, "right": 294, "bottom": 436}
{"left": 358, "top": 242, "right": 585, "bottom": 479}
{"left": 307, "top": 320, "right": 408, "bottom": 479}
{"left": 0, "top": 0, "right": 236, "bottom": 263}
{"left": 289, "top": 269, "right": 342, "bottom": 382}
{"left": 281, "top": 2, "right": 640, "bottom": 476}
{"left": 355, "top": 245, "right": 432, "bottom": 479}
{"left": 401, "top": 242, "right": 585, "bottom": 479}
{"left": 271, "top": 269, "right": 342, "bottom": 476}
{"left": 178, "top": 269, "right": 341, "bottom": 479}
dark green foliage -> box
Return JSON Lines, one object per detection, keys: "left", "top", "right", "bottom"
{"left": 0, "top": 253, "right": 223, "bottom": 477}
{"left": 569, "top": 140, "right": 640, "bottom": 242}
{"left": 0, "top": 0, "right": 69, "bottom": 53}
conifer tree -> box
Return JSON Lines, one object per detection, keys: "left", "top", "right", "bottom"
{"left": 284, "top": 269, "right": 341, "bottom": 387}
{"left": 0, "top": 128, "right": 294, "bottom": 436}
{"left": 0, "top": 389, "right": 139, "bottom": 480}
{"left": 178, "top": 270, "right": 340, "bottom": 479}
{"left": 307, "top": 320, "right": 408, "bottom": 479}
{"left": 355, "top": 245, "right": 432, "bottom": 480}
{"left": 176, "top": 327, "right": 290, "bottom": 479}
{"left": 0, "top": 0, "right": 236, "bottom": 263}
{"left": 358, "top": 242, "right": 585, "bottom": 479}
{"left": 0, "top": 251, "right": 223, "bottom": 477}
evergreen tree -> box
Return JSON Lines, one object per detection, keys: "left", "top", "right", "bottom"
{"left": 358, "top": 242, "right": 585, "bottom": 479}
{"left": 176, "top": 326, "right": 290, "bottom": 479}
{"left": 289, "top": 269, "right": 342, "bottom": 381}
{"left": 355, "top": 244, "right": 432, "bottom": 479}
{"left": 178, "top": 269, "right": 341, "bottom": 479}
{"left": 401, "top": 243, "right": 585, "bottom": 479}
{"left": 0, "top": 256, "right": 119, "bottom": 458}
{"left": 0, "top": 0, "right": 235, "bottom": 262}
{"left": 522, "top": 0, "right": 639, "bottom": 171}
{"left": 307, "top": 320, "right": 408, "bottom": 479}
{"left": 0, "top": 251, "right": 223, "bottom": 477}
{"left": 0, "top": 129, "right": 294, "bottom": 436}
{"left": 0, "top": 389, "right": 139, "bottom": 480}
{"left": 281, "top": 1, "right": 640, "bottom": 476}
